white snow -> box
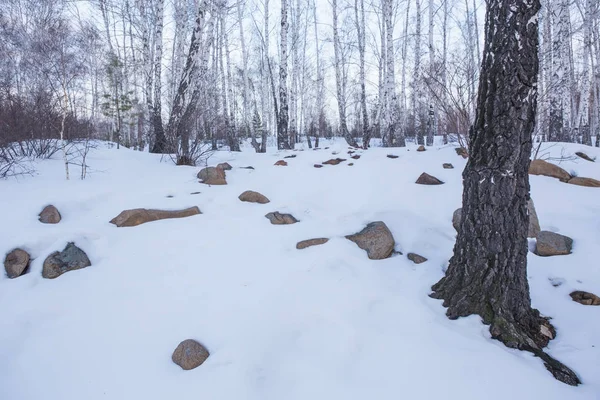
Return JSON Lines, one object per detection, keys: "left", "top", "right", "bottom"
{"left": 0, "top": 139, "right": 598, "bottom": 399}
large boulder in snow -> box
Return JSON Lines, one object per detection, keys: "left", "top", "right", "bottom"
{"left": 265, "top": 211, "right": 298, "bottom": 225}
{"left": 42, "top": 243, "right": 91, "bottom": 279}
{"left": 4, "top": 248, "right": 30, "bottom": 278}
{"left": 567, "top": 177, "right": 600, "bottom": 188}
{"left": 529, "top": 159, "right": 571, "bottom": 182}
{"left": 110, "top": 207, "right": 201, "bottom": 227}
{"left": 239, "top": 190, "right": 270, "bottom": 204}
{"left": 172, "top": 339, "right": 210, "bottom": 370}
{"left": 197, "top": 167, "right": 227, "bottom": 185}
{"left": 569, "top": 291, "right": 600, "bottom": 306}
{"left": 415, "top": 173, "right": 444, "bottom": 185}
{"left": 453, "top": 199, "right": 540, "bottom": 238}
{"left": 296, "top": 238, "right": 329, "bottom": 250}
{"left": 39, "top": 205, "right": 61, "bottom": 224}
{"left": 345, "top": 221, "right": 395, "bottom": 260}
{"left": 535, "top": 231, "right": 573, "bottom": 257}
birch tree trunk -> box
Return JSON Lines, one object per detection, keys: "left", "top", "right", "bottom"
{"left": 414, "top": 0, "right": 424, "bottom": 145}
{"left": 261, "top": 0, "right": 270, "bottom": 153}
{"left": 150, "top": 0, "right": 167, "bottom": 154}
{"left": 426, "top": 0, "right": 436, "bottom": 146}
{"left": 222, "top": 6, "right": 241, "bottom": 152}
{"left": 236, "top": 0, "right": 258, "bottom": 152}
{"left": 441, "top": 0, "right": 448, "bottom": 144}
{"left": 579, "top": 0, "right": 592, "bottom": 146}
{"left": 332, "top": 0, "right": 358, "bottom": 147}
{"left": 355, "top": 0, "right": 370, "bottom": 148}
{"left": 278, "top": 0, "right": 291, "bottom": 150}
{"left": 312, "top": 0, "right": 323, "bottom": 149}
{"left": 549, "top": 0, "right": 571, "bottom": 142}
{"left": 400, "top": 0, "right": 411, "bottom": 144}
{"left": 431, "top": 0, "right": 580, "bottom": 386}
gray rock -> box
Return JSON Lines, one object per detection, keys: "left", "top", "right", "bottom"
{"left": 415, "top": 173, "right": 444, "bottom": 185}
{"left": 443, "top": 163, "right": 454, "bottom": 169}
{"left": 217, "top": 162, "right": 233, "bottom": 170}
{"left": 535, "top": 231, "right": 573, "bottom": 257}
{"left": 172, "top": 339, "right": 210, "bottom": 370}
{"left": 529, "top": 159, "right": 571, "bottom": 182}
{"left": 42, "top": 243, "right": 91, "bottom": 279}
{"left": 239, "top": 191, "right": 270, "bottom": 204}
{"left": 575, "top": 152, "right": 594, "bottom": 162}
{"left": 407, "top": 253, "right": 428, "bottom": 264}
{"left": 4, "top": 248, "right": 30, "bottom": 278}
{"left": 110, "top": 207, "right": 201, "bottom": 227}
{"left": 265, "top": 212, "right": 298, "bottom": 225}
{"left": 452, "top": 208, "right": 462, "bottom": 232}
{"left": 197, "top": 167, "right": 227, "bottom": 185}
{"left": 569, "top": 291, "right": 600, "bottom": 306}
{"left": 527, "top": 199, "right": 541, "bottom": 238}
{"left": 345, "top": 221, "right": 395, "bottom": 260}
{"left": 296, "top": 238, "right": 329, "bottom": 250}
{"left": 39, "top": 205, "right": 61, "bottom": 224}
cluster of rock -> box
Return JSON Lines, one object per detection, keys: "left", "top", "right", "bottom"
{"left": 4, "top": 205, "right": 92, "bottom": 280}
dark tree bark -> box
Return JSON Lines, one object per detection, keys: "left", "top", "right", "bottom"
{"left": 430, "top": 0, "right": 580, "bottom": 386}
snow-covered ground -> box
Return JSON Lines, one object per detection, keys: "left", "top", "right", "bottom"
{"left": 1, "top": 139, "right": 598, "bottom": 399}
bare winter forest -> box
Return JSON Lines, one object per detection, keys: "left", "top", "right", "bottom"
{"left": 1, "top": 0, "right": 599, "bottom": 174}
{"left": 2, "top": 0, "right": 600, "bottom": 397}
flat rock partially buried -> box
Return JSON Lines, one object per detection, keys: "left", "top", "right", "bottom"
{"left": 296, "top": 238, "right": 329, "bottom": 250}
{"left": 416, "top": 173, "right": 444, "bottom": 185}
{"left": 567, "top": 177, "right": 600, "bottom": 188}
{"left": 239, "top": 190, "right": 270, "bottom": 204}
{"left": 443, "top": 163, "right": 454, "bottom": 169}
{"left": 274, "top": 160, "right": 288, "bottom": 166}
{"left": 575, "top": 152, "right": 594, "bottom": 162}
{"left": 407, "top": 253, "right": 428, "bottom": 264}
{"left": 535, "top": 231, "right": 573, "bottom": 257}
{"left": 110, "top": 207, "right": 201, "bottom": 227}
{"left": 265, "top": 212, "right": 298, "bottom": 225}
{"left": 4, "top": 248, "right": 30, "bottom": 278}
{"left": 42, "top": 243, "right": 91, "bottom": 279}
{"left": 172, "top": 339, "right": 210, "bottom": 370}
{"left": 529, "top": 159, "right": 571, "bottom": 182}
{"left": 569, "top": 291, "right": 600, "bottom": 306}
{"left": 346, "top": 221, "right": 395, "bottom": 260}
{"left": 197, "top": 167, "right": 227, "bottom": 185}
{"left": 39, "top": 205, "right": 61, "bottom": 224}
{"left": 322, "top": 158, "right": 346, "bottom": 165}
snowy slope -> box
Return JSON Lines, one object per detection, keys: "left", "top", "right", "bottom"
{"left": 0, "top": 140, "right": 598, "bottom": 399}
